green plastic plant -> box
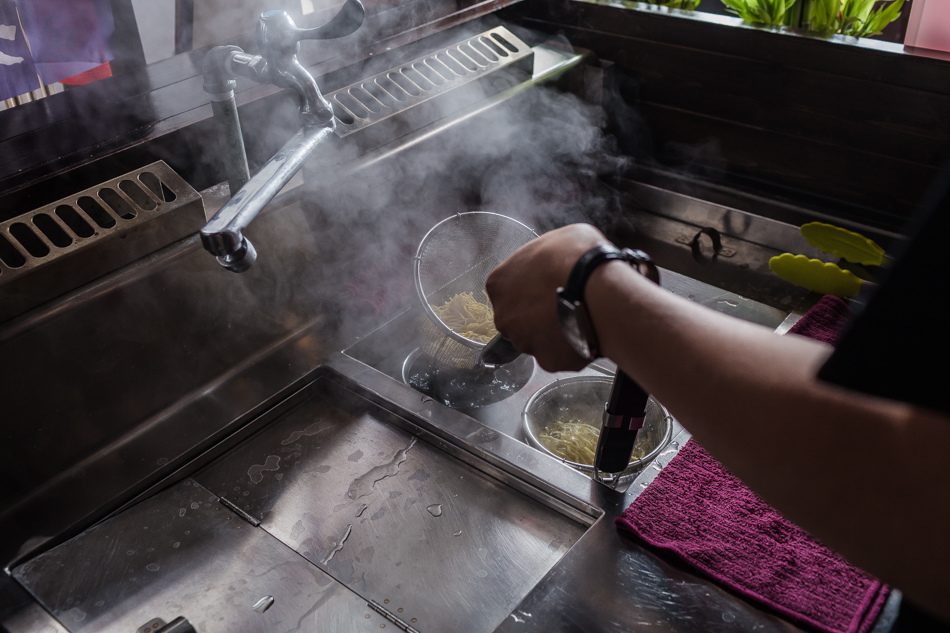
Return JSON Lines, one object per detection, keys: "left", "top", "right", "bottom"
{"left": 721, "top": 0, "right": 791, "bottom": 25}
{"left": 722, "top": 0, "right": 903, "bottom": 37}
{"left": 619, "top": 0, "right": 702, "bottom": 9}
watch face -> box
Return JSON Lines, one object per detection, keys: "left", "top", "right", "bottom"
{"left": 557, "top": 295, "right": 594, "bottom": 361}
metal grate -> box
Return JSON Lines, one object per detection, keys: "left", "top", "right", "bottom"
{"left": 326, "top": 26, "right": 534, "bottom": 138}
{"left": 0, "top": 161, "right": 204, "bottom": 322}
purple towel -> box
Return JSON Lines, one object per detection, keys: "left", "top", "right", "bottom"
{"left": 616, "top": 295, "right": 890, "bottom": 633}
{"left": 788, "top": 295, "right": 853, "bottom": 345}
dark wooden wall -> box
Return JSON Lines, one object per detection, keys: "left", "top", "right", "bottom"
{"left": 504, "top": 0, "right": 950, "bottom": 234}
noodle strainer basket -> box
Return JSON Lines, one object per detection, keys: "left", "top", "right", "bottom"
{"left": 522, "top": 375, "right": 673, "bottom": 479}
{"left": 413, "top": 212, "right": 538, "bottom": 372}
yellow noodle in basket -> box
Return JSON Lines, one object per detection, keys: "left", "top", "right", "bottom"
{"left": 539, "top": 419, "right": 647, "bottom": 466}
{"left": 431, "top": 292, "right": 497, "bottom": 343}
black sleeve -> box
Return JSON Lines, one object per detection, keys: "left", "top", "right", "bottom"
{"left": 817, "top": 168, "right": 950, "bottom": 417}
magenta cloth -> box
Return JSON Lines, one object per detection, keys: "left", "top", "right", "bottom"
{"left": 616, "top": 295, "right": 890, "bottom": 633}
{"left": 788, "top": 295, "right": 853, "bottom": 345}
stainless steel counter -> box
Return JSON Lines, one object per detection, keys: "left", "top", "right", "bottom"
{"left": 0, "top": 37, "right": 903, "bottom": 633}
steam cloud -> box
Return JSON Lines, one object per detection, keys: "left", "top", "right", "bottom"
{"left": 296, "top": 34, "right": 634, "bottom": 344}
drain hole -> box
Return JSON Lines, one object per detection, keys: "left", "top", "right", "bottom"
{"left": 457, "top": 43, "right": 487, "bottom": 67}
{"left": 470, "top": 39, "right": 497, "bottom": 62}
{"left": 481, "top": 36, "right": 507, "bottom": 58}
{"left": 331, "top": 101, "right": 355, "bottom": 125}
{"left": 401, "top": 67, "right": 432, "bottom": 90}
{"left": 424, "top": 58, "right": 454, "bottom": 82}
{"left": 99, "top": 189, "right": 137, "bottom": 220}
{"left": 139, "top": 172, "right": 178, "bottom": 203}
{"left": 335, "top": 93, "right": 369, "bottom": 119}
{"left": 436, "top": 52, "right": 466, "bottom": 76}
{"left": 448, "top": 48, "right": 478, "bottom": 71}
{"left": 78, "top": 196, "right": 117, "bottom": 228}
{"left": 160, "top": 182, "right": 177, "bottom": 203}
{"left": 139, "top": 171, "right": 163, "bottom": 199}
{"left": 119, "top": 179, "right": 156, "bottom": 210}
{"left": 363, "top": 81, "right": 395, "bottom": 107}
{"left": 492, "top": 33, "right": 519, "bottom": 53}
{"left": 0, "top": 233, "right": 27, "bottom": 267}
{"left": 413, "top": 62, "right": 444, "bottom": 86}
{"left": 32, "top": 213, "right": 72, "bottom": 248}
{"left": 10, "top": 223, "right": 50, "bottom": 258}
{"left": 55, "top": 204, "right": 94, "bottom": 238}
{"left": 388, "top": 72, "right": 420, "bottom": 97}
{"left": 374, "top": 76, "right": 407, "bottom": 102}
{"left": 349, "top": 86, "right": 381, "bottom": 113}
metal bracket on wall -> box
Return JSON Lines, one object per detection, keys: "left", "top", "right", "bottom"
{"left": 325, "top": 26, "right": 534, "bottom": 139}
{"left": 0, "top": 161, "right": 204, "bottom": 323}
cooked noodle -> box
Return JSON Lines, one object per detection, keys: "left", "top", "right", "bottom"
{"left": 431, "top": 292, "right": 497, "bottom": 343}
{"left": 538, "top": 419, "right": 646, "bottom": 466}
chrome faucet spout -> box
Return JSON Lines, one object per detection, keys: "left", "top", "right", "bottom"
{"left": 200, "top": 124, "right": 336, "bottom": 272}
{"left": 199, "top": 0, "right": 364, "bottom": 272}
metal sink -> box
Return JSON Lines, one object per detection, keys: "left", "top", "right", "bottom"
{"left": 14, "top": 372, "right": 596, "bottom": 633}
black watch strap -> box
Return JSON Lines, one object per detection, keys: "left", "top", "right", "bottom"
{"left": 561, "top": 244, "right": 658, "bottom": 303}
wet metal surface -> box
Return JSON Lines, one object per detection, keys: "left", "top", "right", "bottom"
{"left": 13, "top": 479, "right": 386, "bottom": 633}
{"left": 194, "top": 378, "right": 589, "bottom": 633}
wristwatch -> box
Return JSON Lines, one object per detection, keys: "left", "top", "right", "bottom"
{"left": 556, "top": 244, "right": 659, "bottom": 361}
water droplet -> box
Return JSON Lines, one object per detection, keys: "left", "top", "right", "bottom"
{"left": 156, "top": 457, "right": 168, "bottom": 466}
{"left": 475, "top": 569, "right": 488, "bottom": 578}
{"left": 426, "top": 504, "right": 443, "bottom": 517}
{"left": 252, "top": 596, "right": 275, "bottom": 614}
{"left": 321, "top": 524, "right": 353, "bottom": 565}
{"left": 178, "top": 508, "right": 186, "bottom": 517}
{"left": 247, "top": 455, "right": 281, "bottom": 484}
{"left": 722, "top": 612, "right": 736, "bottom": 622}
{"left": 172, "top": 541, "right": 180, "bottom": 549}
{"left": 184, "top": 531, "right": 190, "bottom": 535}
{"left": 146, "top": 563, "right": 160, "bottom": 572}
{"left": 383, "top": 599, "right": 390, "bottom": 604}
{"left": 346, "top": 439, "right": 417, "bottom": 502}
{"left": 477, "top": 547, "right": 488, "bottom": 558}
{"left": 453, "top": 530, "right": 462, "bottom": 536}
{"left": 94, "top": 600, "right": 105, "bottom": 607}
{"left": 397, "top": 608, "right": 403, "bottom": 613}
{"left": 126, "top": 549, "right": 135, "bottom": 555}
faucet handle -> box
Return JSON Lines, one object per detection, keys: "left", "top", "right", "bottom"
{"left": 258, "top": 0, "right": 364, "bottom": 58}
{"left": 296, "top": 0, "right": 365, "bottom": 40}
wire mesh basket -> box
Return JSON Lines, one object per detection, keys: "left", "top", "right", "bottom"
{"left": 413, "top": 212, "right": 537, "bottom": 372}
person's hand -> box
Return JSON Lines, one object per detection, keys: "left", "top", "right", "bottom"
{"left": 486, "top": 223, "right": 612, "bottom": 372}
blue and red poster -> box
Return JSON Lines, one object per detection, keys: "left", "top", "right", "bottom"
{"left": 16, "top": 0, "right": 115, "bottom": 85}
{"left": 0, "top": 0, "right": 40, "bottom": 100}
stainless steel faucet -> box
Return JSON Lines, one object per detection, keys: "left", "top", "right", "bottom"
{"left": 199, "top": 0, "right": 364, "bottom": 272}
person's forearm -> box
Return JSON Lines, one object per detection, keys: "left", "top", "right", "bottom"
{"left": 586, "top": 260, "right": 950, "bottom": 618}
